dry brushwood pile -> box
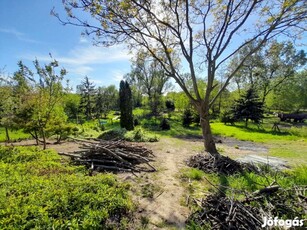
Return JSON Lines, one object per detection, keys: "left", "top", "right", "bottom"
{"left": 188, "top": 185, "right": 307, "bottom": 230}
{"left": 188, "top": 186, "right": 307, "bottom": 230}
{"left": 189, "top": 193, "right": 262, "bottom": 230}
{"left": 187, "top": 153, "right": 257, "bottom": 175}
{"left": 58, "top": 138, "right": 156, "bottom": 173}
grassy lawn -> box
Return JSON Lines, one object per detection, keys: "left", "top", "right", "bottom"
{"left": 0, "top": 128, "right": 31, "bottom": 142}
{"left": 211, "top": 122, "right": 306, "bottom": 142}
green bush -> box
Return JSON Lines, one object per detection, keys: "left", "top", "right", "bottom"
{"left": 0, "top": 146, "right": 133, "bottom": 229}
{"left": 124, "top": 128, "right": 159, "bottom": 142}
{"left": 160, "top": 118, "right": 171, "bottom": 130}
{"left": 98, "top": 128, "right": 127, "bottom": 140}
{"left": 182, "top": 109, "right": 193, "bottom": 127}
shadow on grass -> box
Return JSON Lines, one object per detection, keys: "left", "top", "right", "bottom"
{"left": 232, "top": 123, "right": 291, "bottom": 137}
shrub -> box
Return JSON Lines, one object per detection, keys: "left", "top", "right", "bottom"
{"left": 0, "top": 146, "right": 133, "bottom": 229}
{"left": 182, "top": 108, "right": 193, "bottom": 127}
{"left": 165, "top": 99, "right": 175, "bottom": 111}
{"left": 220, "top": 110, "right": 236, "bottom": 125}
{"left": 98, "top": 128, "right": 127, "bottom": 140}
{"left": 124, "top": 128, "right": 159, "bottom": 142}
{"left": 160, "top": 118, "right": 171, "bottom": 130}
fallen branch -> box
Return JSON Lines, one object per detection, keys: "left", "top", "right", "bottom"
{"left": 58, "top": 139, "right": 155, "bottom": 173}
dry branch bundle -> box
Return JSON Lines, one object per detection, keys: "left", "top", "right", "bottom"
{"left": 59, "top": 138, "right": 156, "bottom": 173}
{"left": 187, "top": 153, "right": 258, "bottom": 175}
{"left": 188, "top": 186, "right": 307, "bottom": 229}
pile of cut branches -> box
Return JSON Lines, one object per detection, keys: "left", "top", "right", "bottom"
{"left": 59, "top": 139, "right": 156, "bottom": 173}
{"left": 189, "top": 194, "right": 262, "bottom": 229}
{"left": 188, "top": 186, "right": 307, "bottom": 229}
{"left": 187, "top": 153, "right": 257, "bottom": 175}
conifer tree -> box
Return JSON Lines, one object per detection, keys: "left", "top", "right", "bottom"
{"left": 232, "top": 88, "right": 264, "bottom": 127}
{"left": 78, "top": 76, "right": 96, "bottom": 120}
{"left": 119, "top": 80, "right": 134, "bottom": 131}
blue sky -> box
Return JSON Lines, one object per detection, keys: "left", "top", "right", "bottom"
{"left": 0, "top": 0, "right": 132, "bottom": 90}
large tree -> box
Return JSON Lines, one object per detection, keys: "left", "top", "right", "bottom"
{"left": 56, "top": 0, "right": 307, "bottom": 155}
{"left": 126, "top": 51, "right": 172, "bottom": 115}
{"left": 229, "top": 40, "right": 306, "bottom": 103}
{"left": 266, "top": 69, "right": 307, "bottom": 111}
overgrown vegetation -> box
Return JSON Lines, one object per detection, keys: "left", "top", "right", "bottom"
{"left": 0, "top": 146, "right": 134, "bottom": 229}
{"left": 184, "top": 165, "right": 307, "bottom": 229}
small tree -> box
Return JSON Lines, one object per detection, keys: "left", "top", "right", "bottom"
{"left": 119, "top": 80, "right": 134, "bottom": 131}
{"left": 182, "top": 108, "right": 193, "bottom": 127}
{"left": 95, "top": 85, "right": 118, "bottom": 118}
{"left": 77, "top": 76, "right": 96, "bottom": 120}
{"left": 232, "top": 88, "right": 264, "bottom": 127}
{"left": 165, "top": 99, "right": 175, "bottom": 111}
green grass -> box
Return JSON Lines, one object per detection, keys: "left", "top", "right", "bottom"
{"left": 181, "top": 168, "right": 205, "bottom": 181}
{"left": 182, "top": 165, "right": 307, "bottom": 206}
{"left": 211, "top": 122, "right": 306, "bottom": 142}
{"left": 0, "top": 128, "right": 31, "bottom": 142}
{"left": 0, "top": 146, "right": 133, "bottom": 229}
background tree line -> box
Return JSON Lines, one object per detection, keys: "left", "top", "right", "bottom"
{"left": 0, "top": 40, "right": 306, "bottom": 149}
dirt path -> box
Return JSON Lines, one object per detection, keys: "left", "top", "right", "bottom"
{"left": 124, "top": 136, "right": 274, "bottom": 229}
{"left": 129, "top": 138, "right": 199, "bottom": 229}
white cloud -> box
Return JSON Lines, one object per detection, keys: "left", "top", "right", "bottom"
{"left": 0, "top": 27, "right": 42, "bottom": 44}
{"left": 23, "top": 44, "right": 131, "bottom": 65}
{"left": 61, "top": 44, "right": 131, "bottom": 65}
{"left": 22, "top": 43, "right": 132, "bottom": 77}
{"left": 111, "top": 70, "right": 126, "bottom": 82}
{"left": 69, "top": 66, "right": 94, "bottom": 75}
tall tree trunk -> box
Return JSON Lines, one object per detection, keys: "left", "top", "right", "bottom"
{"left": 5, "top": 127, "right": 10, "bottom": 143}
{"left": 199, "top": 104, "right": 219, "bottom": 157}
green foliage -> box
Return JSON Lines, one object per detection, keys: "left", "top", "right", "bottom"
{"left": 124, "top": 128, "right": 159, "bottom": 142}
{"left": 95, "top": 85, "right": 118, "bottom": 118}
{"left": 160, "top": 118, "right": 171, "bottom": 130}
{"left": 165, "top": 99, "right": 175, "bottom": 111}
{"left": 229, "top": 40, "right": 306, "bottom": 104}
{"left": 0, "top": 146, "right": 133, "bottom": 229}
{"left": 182, "top": 108, "right": 193, "bottom": 127}
{"left": 266, "top": 70, "right": 307, "bottom": 111}
{"left": 232, "top": 88, "right": 264, "bottom": 126}
{"left": 220, "top": 110, "right": 236, "bottom": 125}
{"left": 217, "top": 166, "right": 307, "bottom": 195}
{"left": 13, "top": 59, "right": 69, "bottom": 148}
{"left": 77, "top": 76, "right": 96, "bottom": 120}
{"left": 166, "top": 92, "right": 190, "bottom": 111}
{"left": 98, "top": 128, "right": 127, "bottom": 140}
{"left": 119, "top": 80, "right": 134, "bottom": 131}
{"left": 63, "top": 93, "right": 81, "bottom": 121}
{"left": 0, "top": 128, "right": 31, "bottom": 142}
